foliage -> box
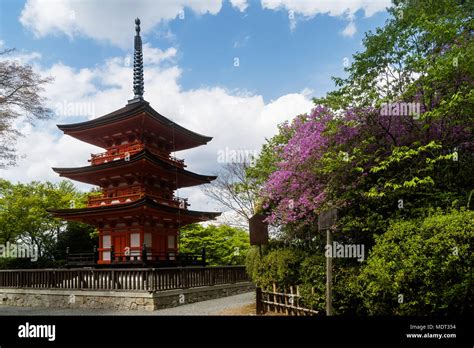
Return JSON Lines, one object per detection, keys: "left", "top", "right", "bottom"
{"left": 0, "top": 179, "right": 87, "bottom": 259}
{"left": 179, "top": 223, "right": 249, "bottom": 266}
{"left": 0, "top": 256, "right": 63, "bottom": 269}
{"left": 251, "top": 248, "right": 304, "bottom": 290}
{"left": 358, "top": 209, "right": 473, "bottom": 315}
{"left": 297, "top": 253, "right": 326, "bottom": 312}
{"left": 53, "top": 222, "right": 98, "bottom": 261}
{"left": 250, "top": 0, "right": 473, "bottom": 231}
{"left": 245, "top": 0, "right": 473, "bottom": 316}
{"left": 245, "top": 245, "right": 262, "bottom": 282}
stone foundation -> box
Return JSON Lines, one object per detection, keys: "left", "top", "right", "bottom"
{"left": 0, "top": 282, "right": 254, "bottom": 311}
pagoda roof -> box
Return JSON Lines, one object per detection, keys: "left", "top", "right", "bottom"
{"left": 57, "top": 100, "right": 212, "bottom": 151}
{"left": 52, "top": 149, "right": 216, "bottom": 188}
{"left": 48, "top": 197, "right": 220, "bottom": 225}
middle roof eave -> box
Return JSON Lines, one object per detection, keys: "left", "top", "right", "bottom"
{"left": 52, "top": 149, "right": 217, "bottom": 185}
{"left": 47, "top": 197, "right": 221, "bottom": 219}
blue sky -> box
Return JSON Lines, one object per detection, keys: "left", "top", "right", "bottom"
{"left": 0, "top": 0, "right": 392, "bottom": 215}
{"left": 1, "top": 0, "right": 390, "bottom": 101}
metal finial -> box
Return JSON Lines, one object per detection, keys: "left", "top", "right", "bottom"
{"left": 129, "top": 17, "right": 144, "bottom": 103}
{"left": 135, "top": 18, "right": 141, "bottom": 34}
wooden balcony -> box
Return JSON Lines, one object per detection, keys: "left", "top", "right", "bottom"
{"left": 89, "top": 142, "right": 185, "bottom": 168}
{"left": 87, "top": 186, "right": 189, "bottom": 209}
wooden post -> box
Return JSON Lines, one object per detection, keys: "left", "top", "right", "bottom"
{"left": 273, "top": 283, "right": 277, "bottom": 313}
{"left": 319, "top": 208, "right": 338, "bottom": 316}
{"left": 326, "top": 229, "right": 333, "bottom": 316}
{"left": 256, "top": 287, "right": 263, "bottom": 315}
{"left": 289, "top": 286, "right": 294, "bottom": 315}
{"left": 296, "top": 285, "right": 300, "bottom": 316}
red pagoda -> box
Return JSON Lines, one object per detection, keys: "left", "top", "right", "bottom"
{"left": 49, "top": 18, "right": 220, "bottom": 266}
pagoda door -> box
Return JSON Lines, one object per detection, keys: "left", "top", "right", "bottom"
{"left": 113, "top": 234, "right": 128, "bottom": 261}
{"left": 153, "top": 235, "right": 167, "bottom": 260}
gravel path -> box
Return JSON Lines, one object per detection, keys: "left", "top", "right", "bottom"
{"left": 0, "top": 291, "right": 255, "bottom": 316}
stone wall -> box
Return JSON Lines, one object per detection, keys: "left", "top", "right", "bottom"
{"left": 0, "top": 282, "right": 254, "bottom": 311}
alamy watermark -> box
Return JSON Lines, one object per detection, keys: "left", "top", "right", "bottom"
{"left": 380, "top": 102, "right": 421, "bottom": 119}
{"left": 54, "top": 100, "right": 95, "bottom": 117}
{"left": 217, "top": 147, "right": 259, "bottom": 164}
{"left": 18, "top": 322, "right": 55, "bottom": 341}
{"left": 0, "top": 241, "right": 38, "bottom": 261}
{"left": 325, "top": 241, "right": 365, "bottom": 262}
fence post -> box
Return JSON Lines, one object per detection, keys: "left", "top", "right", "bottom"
{"left": 256, "top": 287, "right": 263, "bottom": 315}
{"left": 273, "top": 283, "right": 277, "bottom": 313}
{"left": 111, "top": 269, "right": 115, "bottom": 290}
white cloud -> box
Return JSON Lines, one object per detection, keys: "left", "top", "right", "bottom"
{"left": 143, "top": 45, "right": 177, "bottom": 65}
{"left": 19, "top": 0, "right": 224, "bottom": 48}
{"left": 261, "top": 0, "right": 390, "bottom": 17}
{"left": 1, "top": 44, "right": 314, "bottom": 213}
{"left": 341, "top": 21, "right": 357, "bottom": 37}
{"left": 230, "top": 0, "right": 249, "bottom": 12}
{"left": 18, "top": 0, "right": 391, "bottom": 48}
{"left": 261, "top": 0, "right": 391, "bottom": 32}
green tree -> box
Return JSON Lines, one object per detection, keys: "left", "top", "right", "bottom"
{"left": 179, "top": 224, "right": 249, "bottom": 265}
{"left": 0, "top": 179, "right": 86, "bottom": 259}
{"left": 53, "top": 222, "right": 98, "bottom": 261}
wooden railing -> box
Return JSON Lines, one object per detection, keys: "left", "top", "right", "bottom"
{"left": 89, "top": 143, "right": 185, "bottom": 168}
{"left": 87, "top": 187, "right": 189, "bottom": 209}
{"left": 0, "top": 266, "right": 249, "bottom": 292}
{"left": 67, "top": 246, "right": 204, "bottom": 267}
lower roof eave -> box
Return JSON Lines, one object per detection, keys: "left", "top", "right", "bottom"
{"left": 47, "top": 197, "right": 221, "bottom": 222}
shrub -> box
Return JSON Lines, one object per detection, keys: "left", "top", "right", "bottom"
{"left": 298, "top": 253, "right": 326, "bottom": 312}
{"left": 358, "top": 209, "right": 473, "bottom": 315}
{"left": 253, "top": 248, "right": 303, "bottom": 290}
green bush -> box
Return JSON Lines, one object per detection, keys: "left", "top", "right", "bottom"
{"left": 245, "top": 246, "right": 262, "bottom": 282}
{"left": 298, "top": 254, "right": 364, "bottom": 315}
{"left": 298, "top": 254, "right": 326, "bottom": 312}
{"left": 358, "top": 209, "right": 473, "bottom": 315}
{"left": 0, "top": 257, "right": 65, "bottom": 269}
{"left": 253, "top": 248, "right": 304, "bottom": 290}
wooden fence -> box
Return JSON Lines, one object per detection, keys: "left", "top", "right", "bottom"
{"left": 0, "top": 266, "right": 249, "bottom": 292}
{"left": 256, "top": 284, "right": 319, "bottom": 316}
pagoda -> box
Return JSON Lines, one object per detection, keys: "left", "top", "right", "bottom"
{"left": 49, "top": 18, "right": 220, "bottom": 266}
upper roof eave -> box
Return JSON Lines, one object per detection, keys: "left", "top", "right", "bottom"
{"left": 56, "top": 100, "right": 213, "bottom": 143}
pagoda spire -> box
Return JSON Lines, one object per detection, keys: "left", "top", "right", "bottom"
{"left": 128, "top": 17, "right": 144, "bottom": 104}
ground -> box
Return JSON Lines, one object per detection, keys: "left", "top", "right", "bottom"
{"left": 0, "top": 292, "right": 256, "bottom": 316}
